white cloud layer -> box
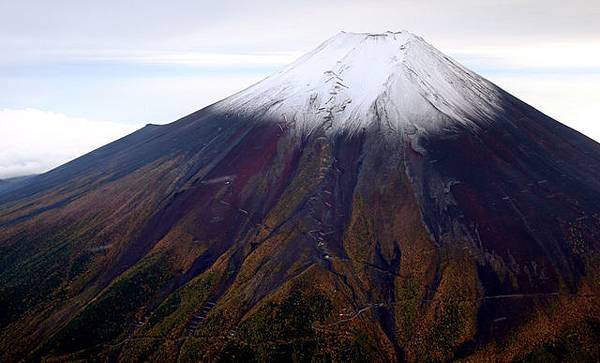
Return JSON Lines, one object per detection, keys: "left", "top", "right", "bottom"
{"left": 0, "top": 109, "right": 139, "bottom": 178}
{"left": 85, "top": 51, "right": 304, "bottom": 67}
{"left": 450, "top": 42, "right": 600, "bottom": 70}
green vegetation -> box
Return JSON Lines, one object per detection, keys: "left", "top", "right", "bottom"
{"left": 39, "top": 253, "right": 172, "bottom": 357}
{"left": 395, "top": 279, "right": 421, "bottom": 344}
{"left": 338, "top": 329, "right": 377, "bottom": 363}
{"left": 68, "top": 252, "right": 93, "bottom": 279}
{"left": 218, "top": 287, "right": 333, "bottom": 362}
{"left": 519, "top": 320, "right": 600, "bottom": 363}
{"left": 0, "top": 229, "right": 77, "bottom": 328}
{"left": 142, "top": 271, "right": 215, "bottom": 337}
{"left": 115, "top": 271, "right": 217, "bottom": 361}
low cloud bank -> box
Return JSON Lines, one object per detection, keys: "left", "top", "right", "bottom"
{"left": 0, "top": 108, "right": 139, "bottom": 178}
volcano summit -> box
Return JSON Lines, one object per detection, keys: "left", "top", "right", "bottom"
{"left": 218, "top": 31, "right": 504, "bottom": 135}
{"left": 0, "top": 32, "right": 598, "bottom": 362}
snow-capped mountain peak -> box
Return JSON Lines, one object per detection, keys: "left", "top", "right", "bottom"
{"left": 215, "top": 31, "right": 506, "bottom": 135}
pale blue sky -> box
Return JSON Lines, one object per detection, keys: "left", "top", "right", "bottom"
{"left": 1, "top": 0, "right": 599, "bottom": 177}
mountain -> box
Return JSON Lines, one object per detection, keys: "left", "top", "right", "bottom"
{"left": 0, "top": 31, "right": 598, "bottom": 362}
{"left": 0, "top": 175, "right": 35, "bottom": 192}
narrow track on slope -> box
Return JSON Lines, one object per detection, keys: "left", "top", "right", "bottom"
{"left": 311, "top": 292, "right": 598, "bottom": 332}
{"left": 49, "top": 292, "right": 597, "bottom": 361}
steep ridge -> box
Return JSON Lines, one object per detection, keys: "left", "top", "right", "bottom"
{"left": 0, "top": 32, "right": 598, "bottom": 362}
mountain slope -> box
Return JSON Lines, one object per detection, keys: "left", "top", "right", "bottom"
{"left": 0, "top": 32, "right": 598, "bottom": 362}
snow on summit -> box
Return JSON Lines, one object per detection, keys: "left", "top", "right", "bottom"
{"left": 215, "top": 31, "right": 508, "bottom": 135}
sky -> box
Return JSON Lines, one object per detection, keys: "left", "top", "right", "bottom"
{"left": 1, "top": 0, "right": 599, "bottom": 178}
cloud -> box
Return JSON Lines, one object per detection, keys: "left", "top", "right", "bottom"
{"left": 448, "top": 42, "right": 600, "bottom": 71}
{"left": 71, "top": 50, "right": 303, "bottom": 68}
{"left": 2, "top": 0, "right": 599, "bottom": 60}
{"left": 0, "top": 48, "right": 303, "bottom": 70}
{"left": 0, "top": 73, "right": 268, "bottom": 125}
{"left": 0, "top": 109, "right": 139, "bottom": 178}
